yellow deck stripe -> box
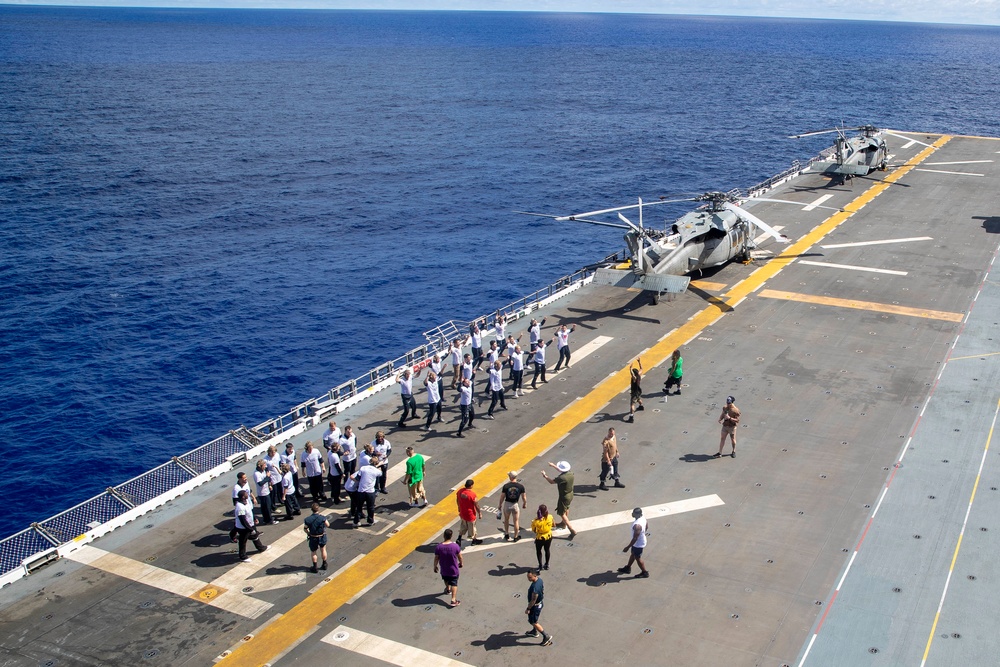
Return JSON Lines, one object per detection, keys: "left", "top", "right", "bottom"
{"left": 689, "top": 280, "right": 727, "bottom": 291}
{"left": 758, "top": 289, "right": 964, "bottom": 322}
{"left": 220, "top": 136, "right": 951, "bottom": 667}
{"left": 920, "top": 397, "right": 1000, "bottom": 665}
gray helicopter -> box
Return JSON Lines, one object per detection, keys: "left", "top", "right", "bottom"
{"left": 790, "top": 125, "right": 930, "bottom": 179}
{"left": 523, "top": 191, "right": 840, "bottom": 304}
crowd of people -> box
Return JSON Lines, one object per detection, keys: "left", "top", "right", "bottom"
{"left": 225, "top": 319, "right": 740, "bottom": 645}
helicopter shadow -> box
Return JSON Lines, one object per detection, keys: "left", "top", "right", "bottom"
{"left": 973, "top": 216, "right": 1000, "bottom": 234}
{"left": 565, "top": 291, "right": 662, "bottom": 326}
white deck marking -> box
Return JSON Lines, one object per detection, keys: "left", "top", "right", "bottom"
{"left": 459, "top": 494, "right": 724, "bottom": 554}
{"left": 344, "top": 563, "right": 401, "bottom": 604}
{"left": 548, "top": 335, "right": 613, "bottom": 377}
{"left": 67, "top": 545, "right": 206, "bottom": 597}
{"left": 798, "top": 260, "right": 908, "bottom": 276}
{"left": 820, "top": 236, "right": 932, "bottom": 249}
{"left": 753, "top": 225, "right": 784, "bottom": 245}
{"left": 802, "top": 194, "right": 834, "bottom": 211}
{"left": 914, "top": 168, "right": 984, "bottom": 177}
{"left": 66, "top": 545, "right": 273, "bottom": 618}
{"left": 902, "top": 139, "right": 918, "bottom": 148}
{"left": 922, "top": 160, "right": 994, "bottom": 165}
{"left": 323, "top": 625, "right": 473, "bottom": 666}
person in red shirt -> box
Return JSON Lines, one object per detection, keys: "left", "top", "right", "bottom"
{"left": 455, "top": 479, "right": 483, "bottom": 546}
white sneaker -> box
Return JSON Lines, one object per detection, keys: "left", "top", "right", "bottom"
{"left": 239, "top": 557, "right": 252, "bottom": 563}
{"left": 420, "top": 499, "right": 428, "bottom": 507}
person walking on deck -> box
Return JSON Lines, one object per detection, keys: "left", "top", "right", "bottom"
{"left": 541, "top": 461, "right": 576, "bottom": 538}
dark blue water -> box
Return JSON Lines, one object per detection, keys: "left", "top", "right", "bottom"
{"left": 2, "top": 7, "right": 999, "bottom": 541}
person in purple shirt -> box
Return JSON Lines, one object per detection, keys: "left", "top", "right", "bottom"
{"left": 433, "top": 528, "right": 464, "bottom": 608}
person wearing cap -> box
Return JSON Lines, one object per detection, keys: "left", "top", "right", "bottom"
{"left": 541, "top": 461, "right": 576, "bottom": 538}
{"left": 714, "top": 395, "right": 741, "bottom": 458}
{"left": 456, "top": 479, "right": 483, "bottom": 546}
{"left": 500, "top": 471, "right": 527, "bottom": 541}
{"left": 618, "top": 507, "right": 649, "bottom": 578}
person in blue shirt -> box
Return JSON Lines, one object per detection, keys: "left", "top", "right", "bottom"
{"left": 524, "top": 570, "right": 553, "bottom": 646}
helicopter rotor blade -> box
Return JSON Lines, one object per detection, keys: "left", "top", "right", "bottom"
{"left": 884, "top": 131, "right": 933, "bottom": 147}
{"left": 617, "top": 212, "right": 643, "bottom": 233}
{"left": 723, "top": 202, "right": 791, "bottom": 244}
{"left": 554, "top": 198, "right": 696, "bottom": 221}
{"left": 747, "top": 197, "right": 844, "bottom": 212}
{"left": 788, "top": 128, "right": 843, "bottom": 139}
{"left": 514, "top": 211, "right": 631, "bottom": 229}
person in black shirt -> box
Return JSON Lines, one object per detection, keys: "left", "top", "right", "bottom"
{"left": 302, "top": 502, "right": 329, "bottom": 573}
{"left": 500, "top": 471, "right": 527, "bottom": 541}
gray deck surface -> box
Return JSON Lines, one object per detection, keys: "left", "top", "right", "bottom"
{"left": 1, "top": 133, "right": 997, "bottom": 667}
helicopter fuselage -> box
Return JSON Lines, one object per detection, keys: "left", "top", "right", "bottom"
{"left": 626, "top": 208, "right": 751, "bottom": 278}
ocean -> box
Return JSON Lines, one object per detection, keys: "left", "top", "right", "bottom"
{"left": 2, "top": 6, "right": 999, "bottom": 541}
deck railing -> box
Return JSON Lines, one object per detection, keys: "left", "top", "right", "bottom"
{"left": 0, "top": 251, "right": 622, "bottom": 585}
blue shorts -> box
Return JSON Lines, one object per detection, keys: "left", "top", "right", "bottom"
{"left": 442, "top": 575, "right": 459, "bottom": 587}
{"left": 308, "top": 534, "right": 328, "bottom": 551}
{"left": 528, "top": 602, "right": 543, "bottom": 625}
{"left": 630, "top": 545, "right": 644, "bottom": 559}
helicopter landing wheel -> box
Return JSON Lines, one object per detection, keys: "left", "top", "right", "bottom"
{"left": 652, "top": 291, "right": 660, "bottom": 305}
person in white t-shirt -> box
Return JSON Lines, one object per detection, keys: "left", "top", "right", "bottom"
{"left": 322, "top": 421, "right": 341, "bottom": 453}
{"left": 299, "top": 441, "right": 326, "bottom": 503}
{"left": 457, "top": 378, "right": 475, "bottom": 437}
{"left": 253, "top": 459, "right": 276, "bottom": 525}
{"left": 281, "top": 442, "right": 301, "bottom": 500}
{"left": 351, "top": 456, "right": 382, "bottom": 526}
{"left": 618, "top": 507, "right": 649, "bottom": 578}
{"left": 281, "top": 464, "right": 301, "bottom": 519}
{"left": 339, "top": 426, "right": 358, "bottom": 476}
{"left": 448, "top": 337, "right": 466, "bottom": 388}
{"left": 425, "top": 371, "right": 442, "bottom": 430}
{"left": 552, "top": 323, "right": 577, "bottom": 372}
{"left": 372, "top": 431, "right": 392, "bottom": 494}
{"left": 486, "top": 360, "right": 507, "bottom": 418}
{"left": 526, "top": 317, "right": 547, "bottom": 352}
{"left": 531, "top": 339, "right": 555, "bottom": 389}
{"left": 396, "top": 368, "right": 419, "bottom": 427}
{"left": 482, "top": 342, "right": 501, "bottom": 396}
{"left": 470, "top": 321, "right": 484, "bottom": 370}
{"left": 233, "top": 489, "right": 267, "bottom": 563}
{"left": 229, "top": 472, "right": 257, "bottom": 541}
{"left": 326, "top": 446, "right": 343, "bottom": 504}
{"left": 509, "top": 344, "right": 526, "bottom": 397}
{"left": 265, "top": 445, "right": 284, "bottom": 511}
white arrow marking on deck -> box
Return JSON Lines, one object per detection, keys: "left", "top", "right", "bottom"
{"left": 323, "top": 625, "right": 473, "bottom": 666}
{"left": 797, "top": 260, "right": 908, "bottom": 276}
{"left": 802, "top": 194, "right": 834, "bottom": 211}
{"left": 459, "top": 494, "right": 724, "bottom": 554}
{"left": 820, "top": 236, "right": 932, "bottom": 249}
{"left": 522, "top": 334, "right": 613, "bottom": 391}
{"left": 753, "top": 225, "right": 784, "bottom": 246}
{"left": 914, "top": 168, "right": 984, "bottom": 177}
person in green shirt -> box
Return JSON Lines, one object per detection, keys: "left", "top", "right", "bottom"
{"left": 541, "top": 461, "right": 576, "bottom": 538}
{"left": 664, "top": 349, "right": 683, "bottom": 396}
{"left": 404, "top": 446, "right": 428, "bottom": 507}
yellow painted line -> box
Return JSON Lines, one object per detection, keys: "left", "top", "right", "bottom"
{"left": 758, "top": 289, "right": 964, "bottom": 322}
{"left": 220, "top": 136, "right": 951, "bottom": 667}
{"left": 950, "top": 351, "right": 1000, "bottom": 361}
{"left": 689, "top": 280, "right": 727, "bottom": 291}
{"left": 920, "top": 397, "right": 1000, "bottom": 666}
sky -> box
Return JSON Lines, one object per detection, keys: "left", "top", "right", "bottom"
{"left": 4, "top": 0, "right": 1000, "bottom": 26}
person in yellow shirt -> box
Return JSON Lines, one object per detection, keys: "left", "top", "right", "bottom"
{"left": 531, "top": 504, "right": 554, "bottom": 570}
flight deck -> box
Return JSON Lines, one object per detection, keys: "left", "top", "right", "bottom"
{"left": 1, "top": 132, "right": 999, "bottom": 667}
